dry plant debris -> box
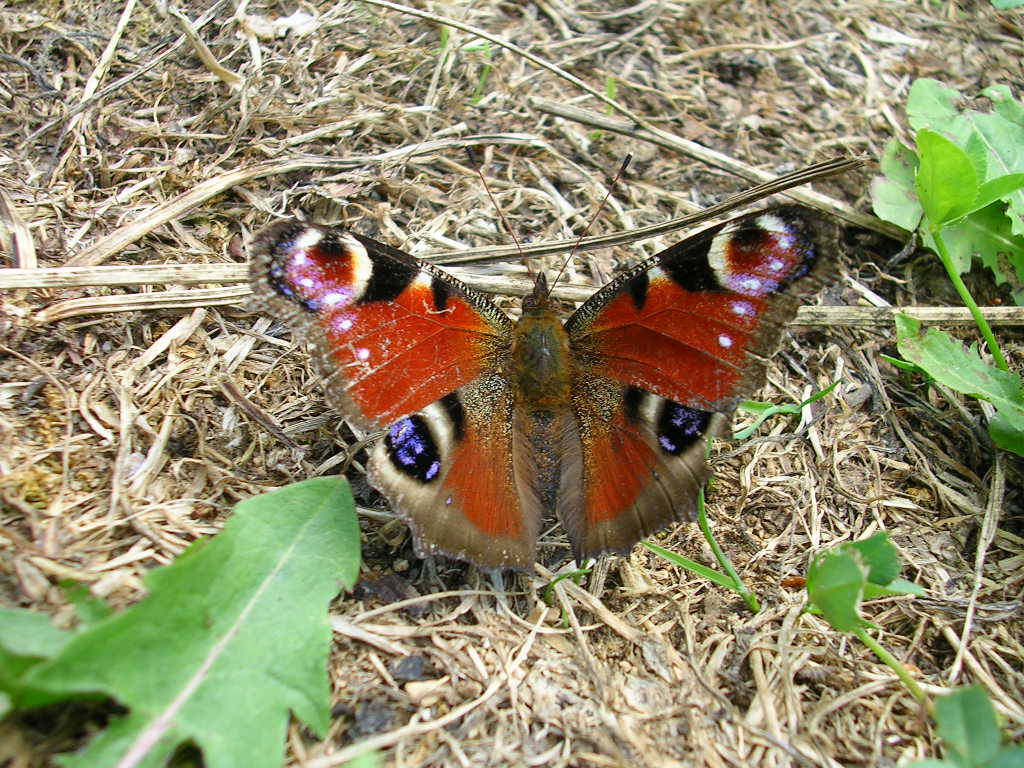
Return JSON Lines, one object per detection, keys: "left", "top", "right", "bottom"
{"left": 1, "top": 0, "right": 1022, "bottom": 766}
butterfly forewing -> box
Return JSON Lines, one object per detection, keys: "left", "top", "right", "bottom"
{"left": 250, "top": 222, "right": 513, "bottom": 430}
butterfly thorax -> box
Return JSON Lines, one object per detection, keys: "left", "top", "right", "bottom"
{"left": 511, "top": 291, "right": 572, "bottom": 409}
{"left": 507, "top": 278, "right": 585, "bottom": 527}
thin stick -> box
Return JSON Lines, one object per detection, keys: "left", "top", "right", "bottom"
{"left": 546, "top": 154, "right": 633, "bottom": 296}
{"left": 466, "top": 147, "right": 525, "bottom": 264}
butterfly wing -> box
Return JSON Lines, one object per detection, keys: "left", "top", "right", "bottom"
{"left": 564, "top": 207, "right": 836, "bottom": 558}
{"left": 250, "top": 223, "right": 536, "bottom": 567}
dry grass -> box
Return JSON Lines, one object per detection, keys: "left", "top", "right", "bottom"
{"left": 2, "top": 0, "right": 1023, "bottom": 765}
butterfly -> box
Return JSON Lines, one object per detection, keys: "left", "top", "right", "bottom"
{"left": 249, "top": 206, "right": 836, "bottom": 569}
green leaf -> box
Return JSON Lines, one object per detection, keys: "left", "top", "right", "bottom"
{"left": 732, "top": 383, "right": 838, "bottom": 441}
{"left": 806, "top": 550, "right": 867, "bottom": 633}
{"left": 935, "top": 686, "right": 1002, "bottom": 766}
{"left": 975, "top": 174, "right": 1024, "bottom": 211}
{"left": 642, "top": 540, "right": 739, "bottom": 590}
{"left": 0, "top": 607, "right": 71, "bottom": 659}
{"left": 344, "top": 750, "right": 383, "bottom": 768}
{"left": 983, "top": 84, "right": 1024, "bottom": 125}
{"left": 872, "top": 140, "right": 923, "bottom": 231}
{"left": 61, "top": 582, "right": 112, "bottom": 627}
{"left": 923, "top": 202, "right": 1024, "bottom": 288}
{"left": 907, "top": 79, "right": 961, "bottom": 134}
{"left": 990, "top": 748, "right": 1024, "bottom": 767}
{"left": 863, "top": 578, "right": 926, "bottom": 599}
{"left": 841, "top": 532, "right": 900, "bottom": 586}
{"left": 895, "top": 314, "right": 1024, "bottom": 455}
{"left": 989, "top": 410, "right": 1024, "bottom": 455}
{"left": 0, "top": 608, "right": 76, "bottom": 710}
{"left": 27, "top": 476, "right": 361, "bottom": 768}
{"left": 881, "top": 353, "right": 926, "bottom": 373}
{"left": 964, "top": 132, "right": 989, "bottom": 183}
{"left": 916, "top": 129, "right": 979, "bottom": 227}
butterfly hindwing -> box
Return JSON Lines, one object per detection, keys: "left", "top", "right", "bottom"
{"left": 562, "top": 206, "right": 835, "bottom": 559}
{"left": 367, "top": 375, "right": 540, "bottom": 568}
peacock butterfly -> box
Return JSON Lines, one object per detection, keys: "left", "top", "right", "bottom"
{"left": 249, "top": 206, "right": 836, "bottom": 569}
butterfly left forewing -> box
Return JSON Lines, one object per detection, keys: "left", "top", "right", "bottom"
{"left": 563, "top": 206, "right": 836, "bottom": 559}
{"left": 249, "top": 222, "right": 513, "bottom": 431}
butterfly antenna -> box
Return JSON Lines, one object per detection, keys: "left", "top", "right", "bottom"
{"left": 466, "top": 146, "right": 526, "bottom": 264}
{"left": 546, "top": 154, "right": 632, "bottom": 298}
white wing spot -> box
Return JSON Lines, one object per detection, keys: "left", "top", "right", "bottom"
{"left": 718, "top": 334, "right": 733, "bottom": 349}
{"left": 322, "top": 291, "right": 346, "bottom": 307}
{"left": 741, "top": 277, "right": 762, "bottom": 292}
{"left": 356, "top": 347, "right": 370, "bottom": 362}
{"left": 299, "top": 277, "right": 315, "bottom": 288}
{"left": 331, "top": 315, "right": 354, "bottom": 334}
{"left": 769, "top": 259, "right": 785, "bottom": 272}
{"left": 731, "top": 300, "right": 753, "bottom": 316}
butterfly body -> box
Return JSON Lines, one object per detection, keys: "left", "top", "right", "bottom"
{"left": 250, "top": 208, "right": 835, "bottom": 569}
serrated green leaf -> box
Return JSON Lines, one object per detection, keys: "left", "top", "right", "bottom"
{"left": 935, "top": 686, "right": 1001, "bottom": 766}
{"left": 916, "top": 129, "right": 979, "bottom": 227}
{"left": 0, "top": 608, "right": 76, "bottom": 710}
{"left": 896, "top": 315, "right": 1024, "bottom": 456}
{"left": 840, "top": 532, "right": 901, "bottom": 586}
{"left": 806, "top": 550, "right": 867, "bottom": 633}
{"left": 990, "top": 747, "right": 1024, "bottom": 767}
{"left": 922, "top": 202, "right": 1024, "bottom": 287}
{"left": 28, "top": 476, "right": 361, "bottom": 768}
{"left": 989, "top": 410, "right": 1024, "bottom": 456}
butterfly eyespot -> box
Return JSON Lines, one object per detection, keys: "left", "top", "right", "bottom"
{"left": 386, "top": 416, "right": 442, "bottom": 483}
{"left": 657, "top": 402, "right": 712, "bottom": 456}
